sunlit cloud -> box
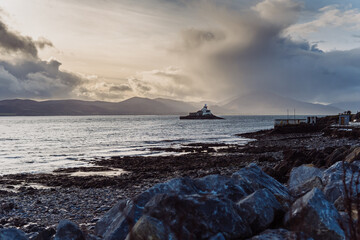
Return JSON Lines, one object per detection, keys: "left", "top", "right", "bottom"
{"left": 1, "top": 0, "right": 360, "bottom": 105}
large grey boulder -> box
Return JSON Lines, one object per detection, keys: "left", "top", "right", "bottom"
{"left": 322, "top": 161, "right": 360, "bottom": 202}
{"left": 31, "top": 227, "right": 56, "bottom": 240}
{"left": 289, "top": 176, "right": 324, "bottom": 198}
{"left": 288, "top": 165, "right": 324, "bottom": 189}
{"left": 284, "top": 188, "right": 346, "bottom": 240}
{"left": 94, "top": 200, "right": 134, "bottom": 240}
{"left": 344, "top": 146, "right": 360, "bottom": 163}
{"left": 194, "top": 174, "right": 254, "bottom": 202}
{"left": 95, "top": 173, "right": 256, "bottom": 240}
{"left": 54, "top": 220, "right": 85, "bottom": 240}
{"left": 124, "top": 215, "right": 171, "bottom": 240}
{"left": 141, "top": 193, "right": 252, "bottom": 240}
{"left": 237, "top": 189, "right": 283, "bottom": 234}
{"left": 96, "top": 164, "right": 292, "bottom": 240}
{"left": 208, "top": 233, "right": 225, "bottom": 240}
{"left": 250, "top": 228, "right": 313, "bottom": 240}
{"left": 0, "top": 228, "right": 28, "bottom": 240}
{"left": 95, "top": 177, "right": 199, "bottom": 240}
{"left": 232, "top": 164, "right": 292, "bottom": 209}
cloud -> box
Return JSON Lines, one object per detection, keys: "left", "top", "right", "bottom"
{"left": 2, "top": 0, "right": 360, "bottom": 104}
{"left": 0, "top": 58, "right": 83, "bottom": 99}
{"left": 168, "top": 0, "right": 360, "bottom": 103}
{"left": 109, "top": 85, "right": 132, "bottom": 92}
{"left": 0, "top": 20, "right": 53, "bottom": 58}
{"left": 123, "top": 67, "right": 204, "bottom": 101}
{"left": 287, "top": 5, "right": 360, "bottom": 36}
{"left": 0, "top": 14, "right": 85, "bottom": 100}
{"left": 174, "top": 28, "right": 225, "bottom": 51}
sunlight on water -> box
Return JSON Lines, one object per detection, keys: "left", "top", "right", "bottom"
{"left": 0, "top": 115, "right": 279, "bottom": 175}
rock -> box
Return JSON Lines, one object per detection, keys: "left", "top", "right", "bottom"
{"left": 334, "top": 196, "right": 346, "bottom": 212}
{"left": 84, "top": 234, "right": 102, "bottom": 240}
{"left": 344, "top": 146, "right": 360, "bottom": 163}
{"left": 94, "top": 200, "right": 134, "bottom": 240}
{"left": 250, "top": 228, "right": 313, "bottom": 240}
{"left": 125, "top": 215, "right": 171, "bottom": 240}
{"left": 194, "top": 174, "right": 254, "bottom": 202}
{"left": 325, "top": 147, "right": 349, "bottom": 167}
{"left": 95, "top": 177, "right": 199, "bottom": 240}
{"left": 32, "top": 227, "right": 56, "bottom": 240}
{"left": 284, "top": 188, "right": 346, "bottom": 240}
{"left": 54, "top": 220, "right": 85, "bottom": 240}
{"left": 0, "top": 202, "right": 16, "bottom": 213}
{"left": 322, "top": 161, "right": 360, "bottom": 202}
{"left": 232, "top": 163, "right": 292, "bottom": 209}
{"left": 208, "top": 233, "right": 225, "bottom": 240}
{"left": 289, "top": 176, "right": 324, "bottom": 198}
{"left": 143, "top": 194, "right": 252, "bottom": 240}
{"left": 0, "top": 228, "right": 28, "bottom": 240}
{"left": 237, "top": 189, "right": 283, "bottom": 234}
{"left": 288, "top": 165, "right": 324, "bottom": 189}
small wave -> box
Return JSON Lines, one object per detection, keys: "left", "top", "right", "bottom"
{"left": 5, "top": 156, "right": 22, "bottom": 159}
{"left": 144, "top": 138, "right": 188, "bottom": 144}
{"left": 0, "top": 138, "right": 20, "bottom": 141}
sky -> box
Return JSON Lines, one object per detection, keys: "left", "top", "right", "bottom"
{"left": 0, "top": 0, "right": 360, "bottom": 104}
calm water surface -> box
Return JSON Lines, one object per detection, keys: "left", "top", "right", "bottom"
{"left": 0, "top": 115, "right": 280, "bottom": 175}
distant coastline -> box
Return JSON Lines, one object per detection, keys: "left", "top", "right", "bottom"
{"left": 0, "top": 93, "right": 344, "bottom": 116}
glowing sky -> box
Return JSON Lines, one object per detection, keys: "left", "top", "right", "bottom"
{"left": 1, "top": 0, "right": 360, "bottom": 103}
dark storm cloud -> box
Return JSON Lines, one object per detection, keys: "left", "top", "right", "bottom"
{"left": 0, "top": 59, "right": 83, "bottom": 99}
{"left": 0, "top": 21, "right": 53, "bottom": 58}
{"left": 0, "top": 16, "right": 84, "bottom": 100}
{"left": 35, "top": 37, "right": 54, "bottom": 49}
{"left": 173, "top": 0, "right": 360, "bottom": 103}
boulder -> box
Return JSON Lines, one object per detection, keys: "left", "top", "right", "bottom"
{"left": 232, "top": 164, "right": 292, "bottom": 209}
{"left": 125, "top": 215, "right": 171, "bottom": 240}
{"left": 95, "top": 177, "right": 199, "bottom": 240}
{"left": 54, "top": 220, "right": 85, "bottom": 240}
{"left": 250, "top": 228, "right": 313, "bottom": 240}
{"left": 0, "top": 228, "right": 28, "bottom": 240}
{"left": 194, "top": 174, "right": 254, "bottom": 202}
{"left": 284, "top": 188, "right": 346, "bottom": 240}
{"left": 94, "top": 200, "right": 134, "bottom": 240}
{"left": 143, "top": 194, "right": 252, "bottom": 240}
{"left": 344, "top": 146, "right": 360, "bottom": 163}
{"left": 322, "top": 161, "right": 360, "bottom": 202}
{"left": 334, "top": 196, "right": 346, "bottom": 212}
{"left": 325, "top": 147, "right": 349, "bottom": 167}
{"left": 288, "top": 165, "right": 324, "bottom": 189}
{"left": 32, "top": 227, "right": 56, "bottom": 240}
{"left": 237, "top": 189, "right": 284, "bottom": 234}
{"left": 289, "top": 176, "right": 324, "bottom": 198}
{"left": 208, "top": 233, "right": 225, "bottom": 240}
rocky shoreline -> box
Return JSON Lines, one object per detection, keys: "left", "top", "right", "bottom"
{"left": 1, "top": 120, "right": 360, "bottom": 239}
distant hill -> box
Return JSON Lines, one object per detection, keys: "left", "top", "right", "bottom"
{"left": 223, "top": 92, "right": 342, "bottom": 115}
{"left": 0, "top": 98, "right": 211, "bottom": 116}
{"left": 0, "top": 94, "right": 344, "bottom": 116}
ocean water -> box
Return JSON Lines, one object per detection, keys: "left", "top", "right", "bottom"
{"left": 0, "top": 115, "right": 279, "bottom": 175}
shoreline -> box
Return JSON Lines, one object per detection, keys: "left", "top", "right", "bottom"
{"left": 1, "top": 124, "right": 360, "bottom": 237}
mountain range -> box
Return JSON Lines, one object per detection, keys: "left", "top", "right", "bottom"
{"left": 0, "top": 92, "right": 347, "bottom": 116}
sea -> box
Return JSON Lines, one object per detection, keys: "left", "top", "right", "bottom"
{"left": 0, "top": 115, "right": 289, "bottom": 175}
